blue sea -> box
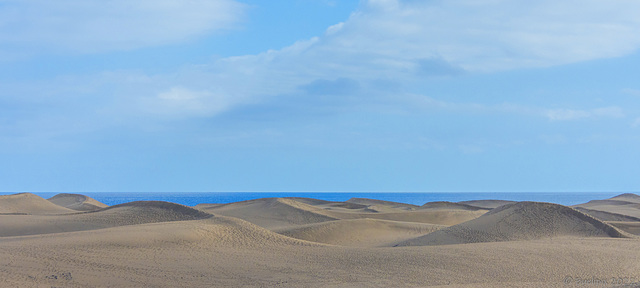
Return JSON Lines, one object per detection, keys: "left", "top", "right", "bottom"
{"left": 9, "top": 192, "right": 627, "bottom": 207}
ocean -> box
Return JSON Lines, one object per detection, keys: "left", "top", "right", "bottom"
{"left": 12, "top": 192, "right": 626, "bottom": 207}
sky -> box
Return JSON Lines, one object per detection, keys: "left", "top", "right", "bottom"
{"left": 1, "top": 0, "right": 640, "bottom": 193}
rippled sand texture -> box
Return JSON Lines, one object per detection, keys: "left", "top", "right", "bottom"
{"left": 1, "top": 192, "right": 639, "bottom": 287}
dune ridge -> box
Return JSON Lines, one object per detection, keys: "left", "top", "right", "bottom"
{"left": 458, "top": 199, "right": 516, "bottom": 209}
{"left": 199, "top": 198, "right": 340, "bottom": 229}
{"left": 420, "top": 201, "right": 486, "bottom": 211}
{"left": 0, "top": 201, "right": 213, "bottom": 237}
{"left": 574, "top": 207, "right": 640, "bottom": 222}
{"left": 346, "top": 198, "right": 419, "bottom": 210}
{"left": 397, "top": 201, "right": 630, "bottom": 246}
{"left": 277, "top": 218, "right": 445, "bottom": 247}
{"left": 0, "top": 193, "right": 75, "bottom": 215}
{"left": 2, "top": 193, "right": 640, "bottom": 287}
{"left": 48, "top": 193, "right": 108, "bottom": 211}
{"left": 608, "top": 193, "right": 640, "bottom": 203}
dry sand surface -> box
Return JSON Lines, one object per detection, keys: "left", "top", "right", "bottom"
{"left": 47, "top": 193, "right": 108, "bottom": 211}
{"left": 1, "top": 192, "right": 640, "bottom": 287}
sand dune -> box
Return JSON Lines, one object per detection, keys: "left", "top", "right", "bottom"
{"left": 48, "top": 193, "right": 108, "bottom": 211}
{"left": 200, "top": 197, "right": 486, "bottom": 229}
{"left": 574, "top": 207, "right": 640, "bottom": 222}
{"left": 328, "top": 209, "right": 488, "bottom": 226}
{"left": 397, "top": 202, "right": 629, "bottom": 246}
{"left": 346, "top": 197, "right": 419, "bottom": 210}
{"left": 199, "top": 198, "right": 339, "bottom": 229}
{"left": 2, "top": 194, "right": 640, "bottom": 287}
{"left": 0, "top": 221, "right": 638, "bottom": 287}
{"left": 608, "top": 193, "right": 640, "bottom": 203}
{"left": 276, "top": 218, "right": 444, "bottom": 247}
{"left": 608, "top": 221, "right": 640, "bottom": 235}
{"left": 573, "top": 199, "right": 640, "bottom": 219}
{"left": 0, "top": 193, "right": 75, "bottom": 215}
{"left": 458, "top": 199, "right": 516, "bottom": 209}
{"left": 420, "top": 201, "right": 486, "bottom": 211}
{"left": 0, "top": 201, "right": 213, "bottom": 237}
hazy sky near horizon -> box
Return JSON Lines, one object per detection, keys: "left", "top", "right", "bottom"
{"left": 2, "top": 0, "right": 640, "bottom": 192}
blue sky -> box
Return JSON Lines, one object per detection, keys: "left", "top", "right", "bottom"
{"left": 1, "top": 0, "right": 640, "bottom": 192}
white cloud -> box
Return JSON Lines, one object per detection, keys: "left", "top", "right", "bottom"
{"left": 623, "top": 89, "right": 640, "bottom": 97}
{"left": 143, "top": 0, "right": 640, "bottom": 116}
{"left": 0, "top": 0, "right": 246, "bottom": 54}
{"left": 633, "top": 118, "right": 640, "bottom": 128}
{"left": 7, "top": 0, "right": 640, "bottom": 120}
{"left": 337, "top": 0, "right": 640, "bottom": 72}
{"left": 545, "top": 106, "right": 625, "bottom": 121}
{"left": 143, "top": 87, "right": 233, "bottom": 117}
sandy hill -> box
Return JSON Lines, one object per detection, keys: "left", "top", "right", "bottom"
{"left": 277, "top": 218, "right": 444, "bottom": 247}
{"left": 0, "top": 193, "right": 75, "bottom": 215}
{"left": 458, "top": 200, "right": 516, "bottom": 209}
{"left": 287, "top": 197, "right": 370, "bottom": 210}
{"left": 608, "top": 221, "right": 640, "bottom": 235}
{"left": 420, "top": 201, "right": 485, "bottom": 211}
{"left": 608, "top": 193, "right": 640, "bottom": 203}
{"left": 0, "top": 201, "right": 213, "bottom": 237}
{"left": 397, "top": 202, "right": 629, "bottom": 246}
{"left": 326, "top": 209, "right": 488, "bottom": 226}
{"left": 48, "top": 193, "right": 108, "bottom": 211}
{"left": 96, "top": 201, "right": 212, "bottom": 221}
{"left": 198, "top": 198, "right": 339, "bottom": 230}
{"left": 198, "top": 197, "right": 485, "bottom": 229}
{"left": 346, "top": 198, "right": 419, "bottom": 210}
{"left": 573, "top": 199, "right": 640, "bottom": 219}
{"left": 574, "top": 207, "right": 640, "bottom": 222}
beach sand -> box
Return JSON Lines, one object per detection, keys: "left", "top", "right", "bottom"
{"left": 1, "top": 193, "right": 639, "bottom": 287}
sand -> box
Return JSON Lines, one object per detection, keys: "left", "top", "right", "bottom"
{"left": 47, "top": 193, "right": 108, "bottom": 211}
{"left": 458, "top": 199, "right": 516, "bottom": 209}
{"left": 396, "top": 201, "right": 629, "bottom": 246}
{"left": 0, "top": 193, "right": 75, "bottom": 215}
{"left": 1, "top": 192, "right": 639, "bottom": 287}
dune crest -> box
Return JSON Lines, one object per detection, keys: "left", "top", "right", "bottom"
{"left": 574, "top": 207, "right": 640, "bottom": 222}
{"left": 92, "top": 201, "right": 213, "bottom": 221}
{"left": 420, "top": 201, "right": 485, "bottom": 211}
{"left": 397, "top": 201, "right": 629, "bottom": 246}
{"left": 608, "top": 193, "right": 640, "bottom": 203}
{"left": 0, "top": 201, "right": 213, "bottom": 237}
{"left": 277, "top": 218, "right": 445, "bottom": 247}
{"left": 458, "top": 200, "right": 516, "bottom": 209}
{"left": 48, "top": 193, "right": 108, "bottom": 211}
{"left": 346, "top": 198, "right": 419, "bottom": 210}
{"left": 199, "top": 198, "right": 339, "bottom": 229}
{"left": 0, "top": 193, "right": 75, "bottom": 215}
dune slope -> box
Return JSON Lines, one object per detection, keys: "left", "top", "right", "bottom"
{"left": 199, "top": 198, "right": 339, "bottom": 229}
{"left": 0, "top": 193, "right": 75, "bottom": 215}
{"left": 277, "top": 218, "right": 444, "bottom": 247}
{"left": 420, "top": 201, "right": 485, "bottom": 211}
{"left": 48, "top": 193, "right": 108, "bottom": 211}
{"left": 574, "top": 207, "right": 640, "bottom": 222}
{"left": 346, "top": 198, "right": 419, "bottom": 210}
{"left": 608, "top": 193, "right": 640, "bottom": 203}
{"left": 397, "top": 201, "right": 629, "bottom": 246}
{"left": 0, "top": 201, "right": 213, "bottom": 237}
{"left": 458, "top": 200, "right": 516, "bottom": 209}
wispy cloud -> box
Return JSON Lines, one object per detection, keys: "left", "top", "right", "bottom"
{"left": 3, "top": 0, "right": 640, "bottom": 133}
{"left": 545, "top": 107, "right": 625, "bottom": 121}
{"left": 622, "top": 89, "right": 640, "bottom": 97}
{"left": 0, "top": 0, "right": 246, "bottom": 56}
{"left": 131, "top": 0, "right": 640, "bottom": 117}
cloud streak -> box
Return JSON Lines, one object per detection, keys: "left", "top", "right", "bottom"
{"left": 135, "top": 0, "right": 640, "bottom": 117}
{"left": 545, "top": 107, "right": 625, "bottom": 121}
{"left": 0, "top": 0, "right": 246, "bottom": 55}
